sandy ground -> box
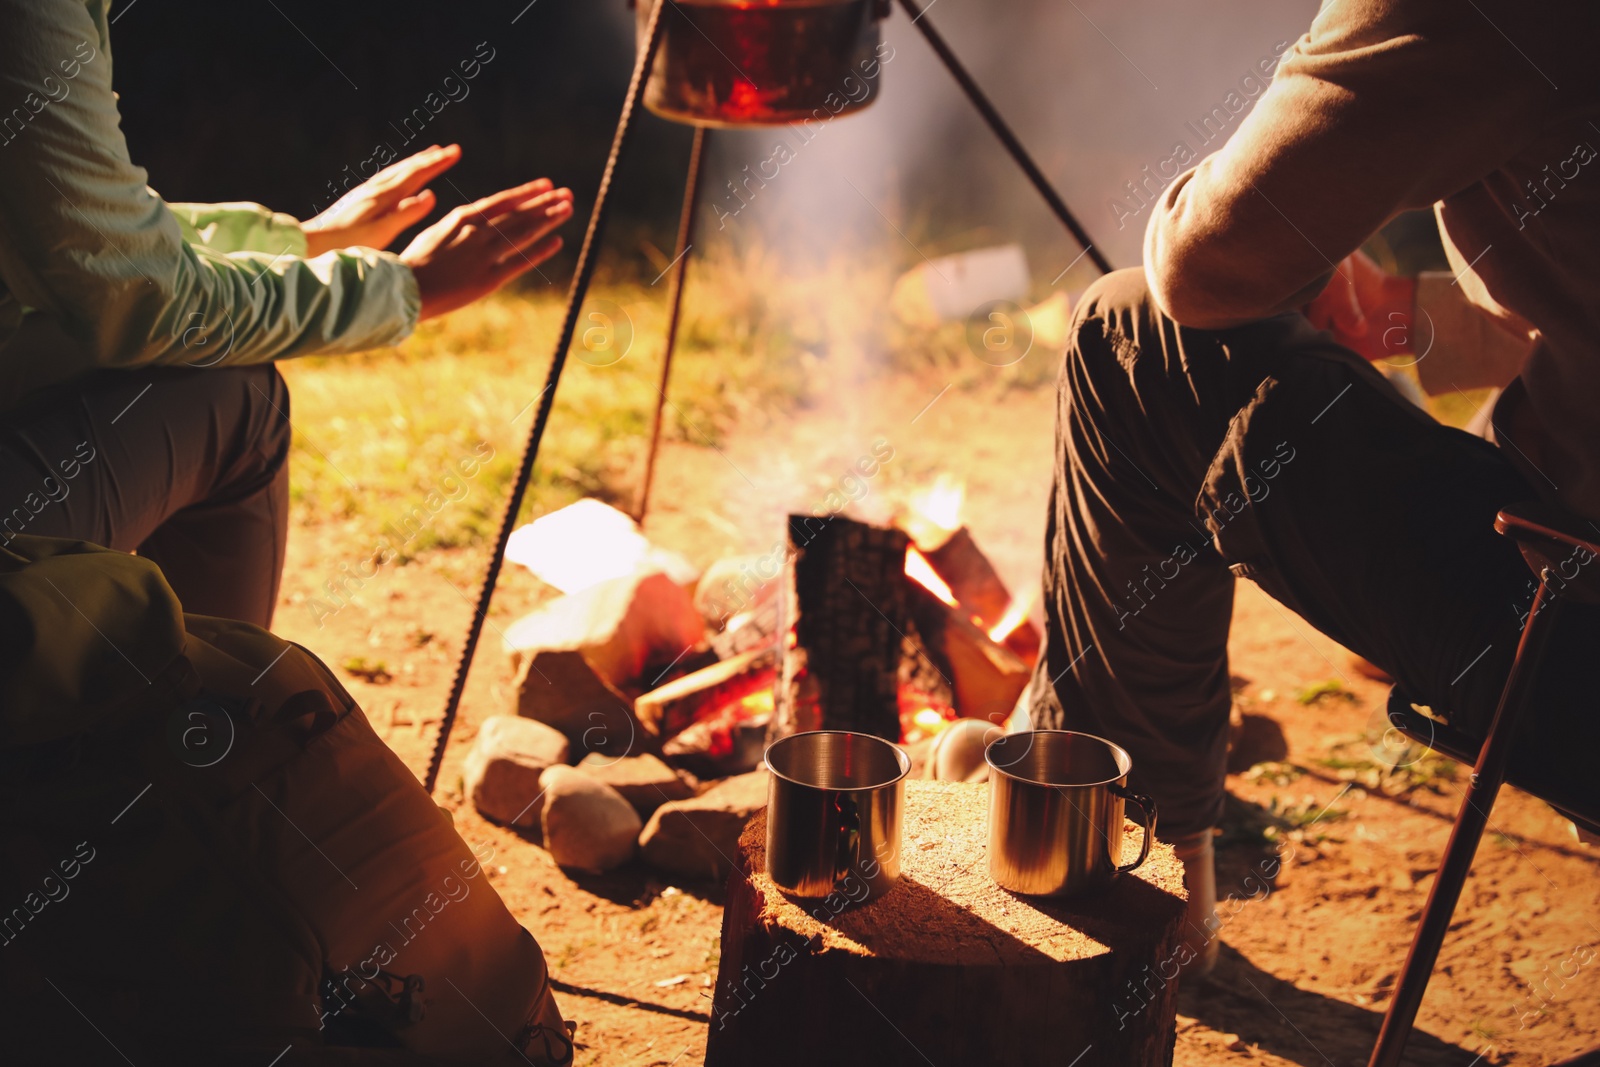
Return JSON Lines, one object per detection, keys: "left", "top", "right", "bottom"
{"left": 272, "top": 372, "right": 1600, "bottom": 1067}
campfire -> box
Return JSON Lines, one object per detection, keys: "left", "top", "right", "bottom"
{"left": 494, "top": 485, "right": 1040, "bottom": 788}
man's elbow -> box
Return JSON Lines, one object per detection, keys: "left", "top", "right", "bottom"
{"left": 1144, "top": 211, "right": 1308, "bottom": 330}
{"left": 1144, "top": 254, "right": 1263, "bottom": 330}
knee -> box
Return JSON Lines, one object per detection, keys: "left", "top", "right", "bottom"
{"left": 1063, "top": 268, "right": 1162, "bottom": 378}
{"left": 1074, "top": 267, "right": 1158, "bottom": 336}
{"left": 1058, "top": 268, "right": 1166, "bottom": 415}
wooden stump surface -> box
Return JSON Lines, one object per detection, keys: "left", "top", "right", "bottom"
{"left": 706, "top": 780, "right": 1188, "bottom": 1067}
{"left": 740, "top": 779, "right": 1185, "bottom": 963}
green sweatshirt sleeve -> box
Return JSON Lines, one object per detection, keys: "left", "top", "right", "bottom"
{"left": 0, "top": 0, "right": 420, "bottom": 392}
{"left": 166, "top": 201, "right": 309, "bottom": 258}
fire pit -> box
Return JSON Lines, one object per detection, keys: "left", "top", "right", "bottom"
{"left": 432, "top": 0, "right": 1120, "bottom": 799}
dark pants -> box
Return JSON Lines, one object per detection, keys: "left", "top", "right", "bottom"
{"left": 0, "top": 365, "right": 291, "bottom": 627}
{"left": 1030, "top": 269, "right": 1599, "bottom": 838}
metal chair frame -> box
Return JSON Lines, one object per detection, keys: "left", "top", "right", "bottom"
{"left": 1369, "top": 503, "right": 1600, "bottom": 1067}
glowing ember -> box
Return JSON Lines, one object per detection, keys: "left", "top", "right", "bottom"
{"left": 687, "top": 684, "right": 775, "bottom": 764}
{"left": 900, "top": 703, "right": 958, "bottom": 744}
{"left": 987, "top": 585, "right": 1039, "bottom": 644}
{"left": 905, "top": 548, "right": 958, "bottom": 607}
{"left": 903, "top": 475, "right": 966, "bottom": 550}
{"left": 737, "top": 688, "right": 774, "bottom": 717}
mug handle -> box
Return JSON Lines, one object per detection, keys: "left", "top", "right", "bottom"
{"left": 1110, "top": 784, "right": 1157, "bottom": 874}
{"left": 834, "top": 795, "right": 862, "bottom": 882}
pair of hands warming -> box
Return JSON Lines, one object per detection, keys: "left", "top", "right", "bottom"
{"left": 1301, "top": 250, "right": 1418, "bottom": 361}
{"left": 301, "top": 144, "right": 573, "bottom": 322}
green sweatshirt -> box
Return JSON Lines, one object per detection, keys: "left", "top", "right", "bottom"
{"left": 0, "top": 0, "right": 420, "bottom": 405}
{"left": 1145, "top": 0, "right": 1600, "bottom": 520}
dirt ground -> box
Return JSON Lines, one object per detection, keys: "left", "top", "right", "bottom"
{"left": 272, "top": 370, "right": 1600, "bottom": 1067}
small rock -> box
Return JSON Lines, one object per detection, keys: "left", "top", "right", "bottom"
{"left": 577, "top": 752, "right": 698, "bottom": 817}
{"left": 694, "top": 555, "right": 780, "bottom": 627}
{"left": 639, "top": 769, "right": 769, "bottom": 881}
{"left": 540, "top": 766, "right": 641, "bottom": 873}
{"left": 462, "top": 716, "right": 571, "bottom": 828}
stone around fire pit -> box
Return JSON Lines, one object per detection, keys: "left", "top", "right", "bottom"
{"left": 508, "top": 568, "right": 707, "bottom": 756}
{"left": 638, "top": 769, "right": 768, "bottom": 882}
{"left": 694, "top": 554, "right": 780, "bottom": 629}
{"left": 539, "top": 765, "right": 642, "bottom": 874}
{"left": 576, "top": 752, "right": 698, "bottom": 817}
{"left": 505, "top": 569, "right": 705, "bottom": 689}
{"left": 462, "top": 715, "right": 572, "bottom": 829}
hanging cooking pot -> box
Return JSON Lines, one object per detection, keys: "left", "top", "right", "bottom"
{"left": 636, "top": 0, "right": 890, "bottom": 127}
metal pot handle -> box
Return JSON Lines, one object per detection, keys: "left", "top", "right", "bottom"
{"left": 1110, "top": 784, "right": 1157, "bottom": 874}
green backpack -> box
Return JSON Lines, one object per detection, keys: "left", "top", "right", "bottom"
{"left": 0, "top": 536, "right": 572, "bottom": 1065}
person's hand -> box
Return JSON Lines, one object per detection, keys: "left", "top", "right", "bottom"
{"left": 400, "top": 178, "right": 574, "bottom": 321}
{"left": 1302, "top": 250, "right": 1417, "bottom": 361}
{"left": 302, "top": 144, "right": 463, "bottom": 256}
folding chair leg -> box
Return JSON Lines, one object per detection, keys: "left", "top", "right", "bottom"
{"left": 1368, "top": 584, "right": 1563, "bottom": 1067}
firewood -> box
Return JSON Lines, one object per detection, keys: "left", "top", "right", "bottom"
{"left": 706, "top": 780, "right": 1187, "bottom": 1067}
{"left": 926, "top": 525, "right": 1042, "bottom": 664}
{"left": 635, "top": 645, "right": 779, "bottom": 741}
{"left": 773, "top": 515, "right": 909, "bottom": 741}
{"left": 708, "top": 598, "right": 781, "bottom": 660}
{"left": 904, "top": 581, "right": 1031, "bottom": 724}
{"left": 897, "top": 628, "right": 956, "bottom": 714}
{"left": 925, "top": 526, "right": 1010, "bottom": 622}
{"left": 660, "top": 693, "right": 772, "bottom": 779}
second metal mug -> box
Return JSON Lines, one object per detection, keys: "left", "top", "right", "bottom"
{"left": 764, "top": 730, "right": 909, "bottom": 901}
{"left": 985, "top": 730, "right": 1157, "bottom": 898}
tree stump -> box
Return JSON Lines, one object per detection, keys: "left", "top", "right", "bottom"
{"left": 705, "top": 780, "right": 1187, "bottom": 1067}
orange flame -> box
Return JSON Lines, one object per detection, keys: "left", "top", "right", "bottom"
{"left": 987, "top": 585, "right": 1039, "bottom": 643}
{"left": 903, "top": 475, "right": 965, "bottom": 550}
{"left": 905, "top": 548, "right": 958, "bottom": 607}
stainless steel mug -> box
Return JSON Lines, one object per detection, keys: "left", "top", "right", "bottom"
{"left": 764, "top": 731, "right": 910, "bottom": 901}
{"left": 985, "top": 730, "right": 1157, "bottom": 898}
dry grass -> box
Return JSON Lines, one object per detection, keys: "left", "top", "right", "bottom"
{"left": 278, "top": 241, "right": 1067, "bottom": 554}
{"left": 278, "top": 246, "right": 826, "bottom": 551}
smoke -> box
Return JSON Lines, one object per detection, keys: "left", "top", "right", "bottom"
{"left": 693, "top": 0, "right": 1318, "bottom": 285}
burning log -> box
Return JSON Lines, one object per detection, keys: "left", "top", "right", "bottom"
{"left": 897, "top": 629, "right": 957, "bottom": 715}
{"left": 903, "top": 581, "right": 1031, "bottom": 724}
{"left": 705, "top": 780, "right": 1187, "bottom": 1067}
{"left": 773, "top": 515, "right": 910, "bottom": 742}
{"left": 661, "top": 688, "right": 772, "bottom": 779}
{"left": 924, "top": 526, "right": 1042, "bottom": 665}
{"left": 902, "top": 477, "right": 1042, "bottom": 665}
{"left": 635, "top": 645, "right": 779, "bottom": 741}
{"left": 709, "top": 599, "right": 782, "bottom": 660}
